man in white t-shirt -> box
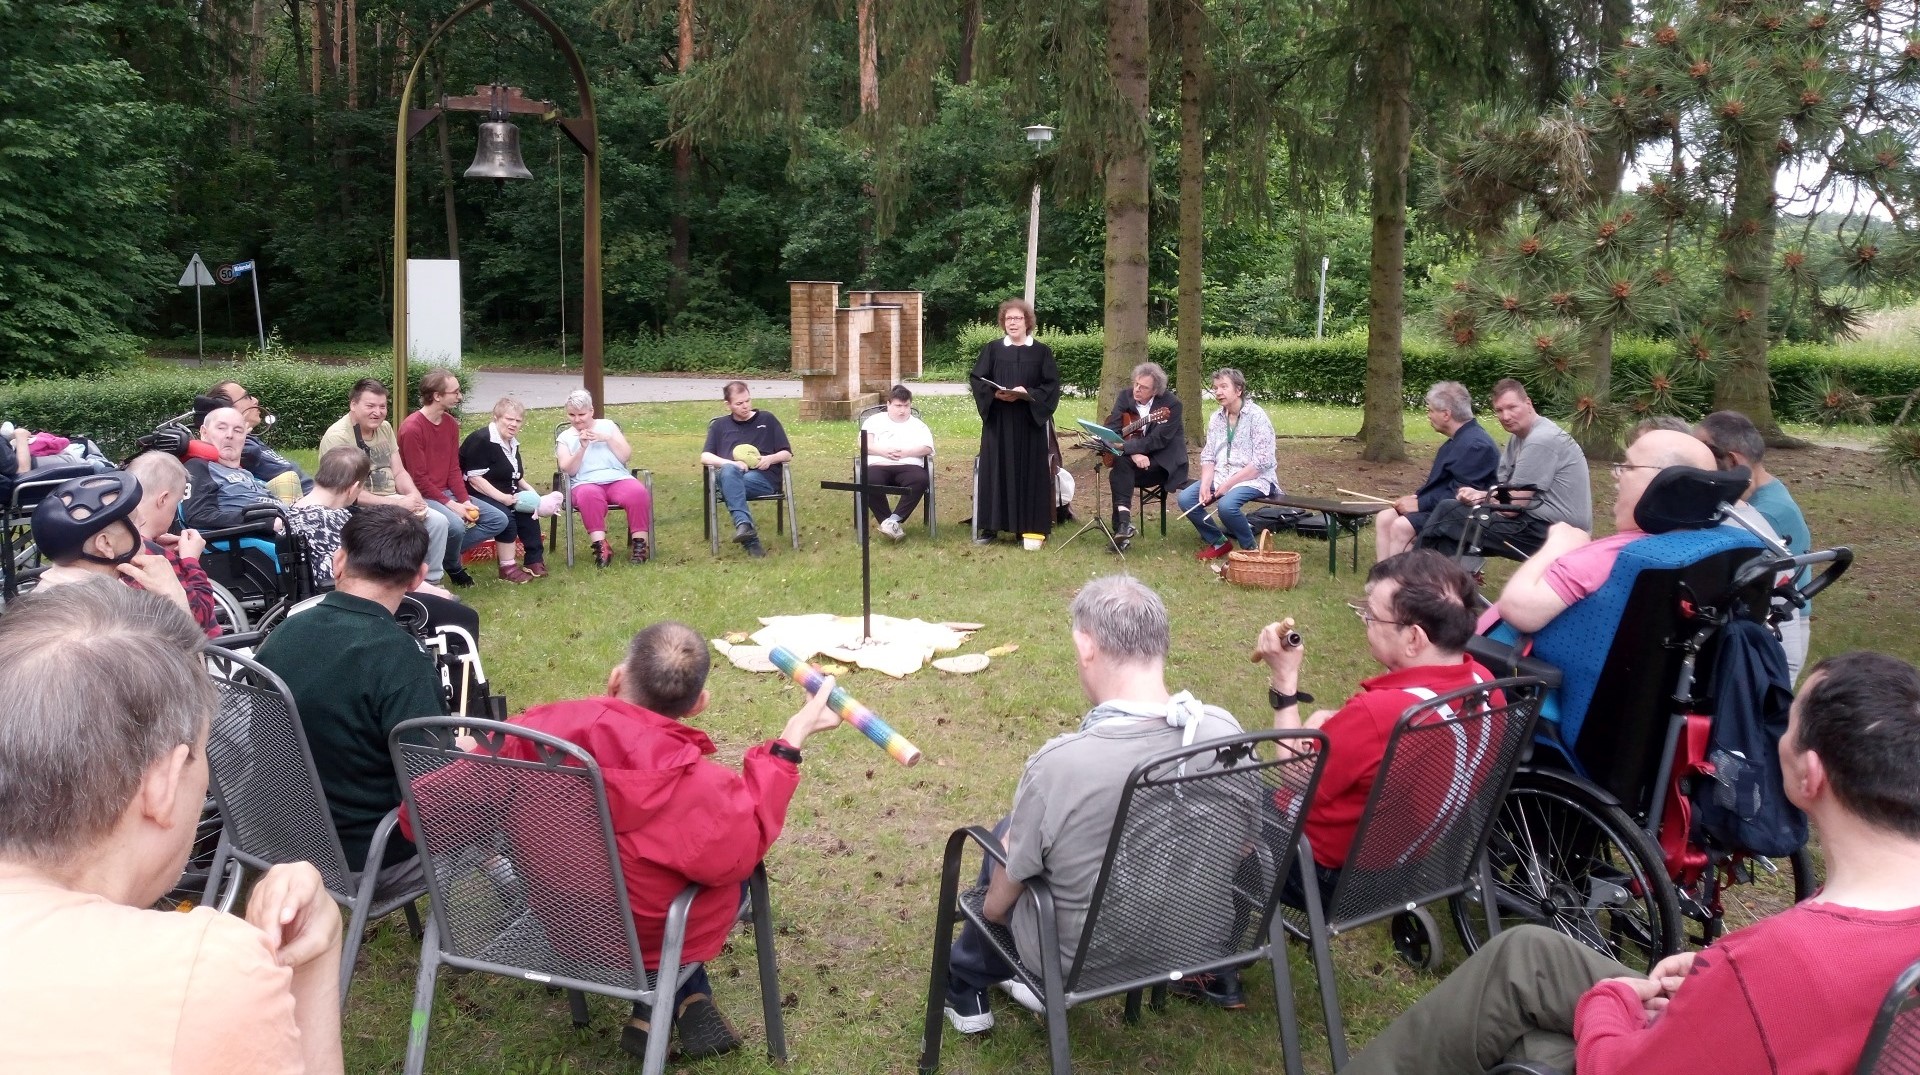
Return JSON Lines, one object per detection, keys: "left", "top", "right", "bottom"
{"left": 858, "top": 385, "right": 934, "bottom": 541}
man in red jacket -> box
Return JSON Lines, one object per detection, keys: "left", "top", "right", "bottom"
{"left": 512, "top": 621, "right": 841, "bottom": 1062}
{"left": 1339, "top": 650, "right": 1920, "bottom": 1075}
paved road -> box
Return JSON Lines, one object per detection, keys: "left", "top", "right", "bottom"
{"left": 466, "top": 370, "right": 967, "bottom": 410}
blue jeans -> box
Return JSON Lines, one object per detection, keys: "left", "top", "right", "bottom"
{"left": 426, "top": 495, "right": 513, "bottom": 571}
{"left": 716, "top": 465, "right": 778, "bottom": 528}
{"left": 1177, "top": 481, "right": 1266, "bottom": 549}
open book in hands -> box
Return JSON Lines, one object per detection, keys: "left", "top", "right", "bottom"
{"left": 979, "top": 377, "right": 1031, "bottom": 397}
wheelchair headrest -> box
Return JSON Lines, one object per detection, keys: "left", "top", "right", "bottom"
{"left": 1633, "top": 465, "right": 1749, "bottom": 534}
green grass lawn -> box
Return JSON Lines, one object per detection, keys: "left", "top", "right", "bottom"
{"left": 259, "top": 396, "right": 1918, "bottom": 1074}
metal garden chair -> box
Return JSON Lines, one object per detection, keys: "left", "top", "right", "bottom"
{"left": 198, "top": 646, "right": 425, "bottom": 1004}
{"left": 703, "top": 463, "right": 800, "bottom": 554}
{"left": 920, "top": 729, "right": 1329, "bottom": 1075}
{"left": 550, "top": 421, "right": 654, "bottom": 567}
{"left": 1290, "top": 676, "right": 1544, "bottom": 1070}
{"left": 390, "top": 717, "right": 787, "bottom": 1075}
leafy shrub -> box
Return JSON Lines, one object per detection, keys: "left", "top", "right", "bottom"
{"left": 606, "top": 328, "right": 790, "bottom": 373}
{"left": 0, "top": 357, "right": 381, "bottom": 459}
{"left": 952, "top": 324, "right": 1920, "bottom": 421}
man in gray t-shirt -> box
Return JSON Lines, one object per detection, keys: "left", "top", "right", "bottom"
{"left": 1419, "top": 379, "right": 1593, "bottom": 561}
{"left": 939, "top": 576, "right": 1246, "bottom": 1036}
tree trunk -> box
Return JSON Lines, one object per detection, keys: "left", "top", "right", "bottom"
{"left": 1101, "top": 0, "right": 1151, "bottom": 408}
{"left": 857, "top": 0, "right": 879, "bottom": 115}
{"left": 431, "top": 64, "right": 460, "bottom": 261}
{"left": 289, "top": 0, "right": 310, "bottom": 103}
{"left": 1175, "top": 0, "right": 1205, "bottom": 442}
{"left": 310, "top": 0, "right": 327, "bottom": 95}
{"left": 957, "top": 0, "right": 981, "bottom": 85}
{"left": 1715, "top": 142, "right": 1780, "bottom": 435}
{"left": 1358, "top": 0, "right": 1411, "bottom": 463}
{"left": 247, "top": 0, "right": 264, "bottom": 142}
{"left": 346, "top": 0, "right": 358, "bottom": 108}
{"left": 668, "top": 0, "right": 693, "bottom": 315}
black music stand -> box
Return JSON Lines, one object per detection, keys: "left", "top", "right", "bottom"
{"left": 1055, "top": 434, "right": 1125, "bottom": 555}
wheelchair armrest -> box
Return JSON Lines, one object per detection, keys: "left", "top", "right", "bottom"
{"left": 1486, "top": 1064, "right": 1566, "bottom": 1075}
{"left": 211, "top": 630, "right": 268, "bottom": 651}
{"left": 196, "top": 505, "right": 286, "bottom": 543}
{"left": 1734, "top": 545, "right": 1852, "bottom": 609}
{"left": 1479, "top": 483, "right": 1546, "bottom": 515}
{"left": 1466, "top": 634, "right": 1564, "bottom": 690}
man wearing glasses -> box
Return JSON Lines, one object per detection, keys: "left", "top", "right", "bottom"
{"left": 1487, "top": 429, "right": 1717, "bottom": 634}
{"left": 1252, "top": 549, "right": 1498, "bottom": 909}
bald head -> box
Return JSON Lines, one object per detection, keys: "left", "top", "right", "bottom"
{"left": 199, "top": 407, "right": 248, "bottom": 466}
{"left": 1630, "top": 429, "right": 1716, "bottom": 471}
{"left": 1616, "top": 429, "right": 1717, "bottom": 531}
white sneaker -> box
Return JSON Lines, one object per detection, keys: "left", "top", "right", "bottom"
{"left": 995, "top": 978, "right": 1045, "bottom": 1014}
{"left": 879, "top": 516, "right": 906, "bottom": 541}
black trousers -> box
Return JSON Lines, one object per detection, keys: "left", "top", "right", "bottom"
{"left": 1417, "top": 499, "right": 1551, "bottom": 562}
{"left": 865, "top": 463, "right": 930, "bottom": 523}
{"left": 1108, "top": 461, "right": 1169, "bottom": 518}
{"left": 947, "top": 818, "right": 1017, "bottom": 993}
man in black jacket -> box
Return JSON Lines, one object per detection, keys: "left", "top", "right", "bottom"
{"left": 1103, "top": 362, "right": 1188, "bottom": 543}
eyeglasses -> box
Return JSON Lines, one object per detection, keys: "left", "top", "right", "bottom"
{"left": 1348, "top": 601, "right": 1406, "bottom": 627}
{"left": 1608, "top": 462, "right": 1664, "bottom": 479}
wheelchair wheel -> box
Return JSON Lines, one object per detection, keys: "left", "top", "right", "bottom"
{"left": 1391, "top": 908, "right": 1445, "bottom": 970}
{"left": 208, "top": 580, "right": 249, "bottom": 634}
{"left": 1686, "top": 845, "right": 1820, "bottom": 945}
{"left": 1449, "top": 774, "right": 1682, "bottom": 971}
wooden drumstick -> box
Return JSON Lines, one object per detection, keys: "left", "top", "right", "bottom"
{"left": 1247, "top": 625, "right": 1303, "bottom": 663}
{"left": 1336, "top": 487, "right": 1396, "bottom": 504}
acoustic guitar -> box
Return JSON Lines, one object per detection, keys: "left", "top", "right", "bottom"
{"left": 1094, "top": 406, "right": 1171, "bottom": 456}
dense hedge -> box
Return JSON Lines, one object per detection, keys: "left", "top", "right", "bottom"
{"left": 0, "top": 358, "right": 388, "bottom": 459}
{"left": 606, "top": 327, "right": 790, "bottom": 373}
{"left": 953, "top": 324, "right": 1920, "bottom": 422}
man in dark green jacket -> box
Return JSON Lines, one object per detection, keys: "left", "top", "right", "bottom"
{"left": 257, "top": 505, "right": 444, "bottom": 893}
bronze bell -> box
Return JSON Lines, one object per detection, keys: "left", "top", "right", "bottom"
{"left": 466, "top": 120, "right": 533, "bottom": 181}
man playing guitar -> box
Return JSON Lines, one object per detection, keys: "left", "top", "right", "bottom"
{"left": 1102, "top": 362, "right": 1188, "bottom": 544}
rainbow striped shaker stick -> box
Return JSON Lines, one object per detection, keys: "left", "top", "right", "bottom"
{"left": 767, "top": 646, "right": 923, "bottom": 767}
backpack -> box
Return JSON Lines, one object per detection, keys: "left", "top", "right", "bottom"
{"left": 1690, "top": 617, "right": 1807, "bottom": 857}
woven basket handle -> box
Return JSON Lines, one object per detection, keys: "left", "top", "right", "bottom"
{"left": 1257, "top": 529, "right": 1273, "bottom": 553}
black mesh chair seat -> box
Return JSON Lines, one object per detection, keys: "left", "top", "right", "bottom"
{"left": 957, "top": 884, "right": 1035, "bottom": 978}
{"left": 198, "top": 648, "right": 425, "bottom": 1005}
{"left": 391, "top": 718, "right": 787, "bottom": 1075}
{"left": 1296, "top": 676, "right": 1544, "bottom": 1070}
{"left": 921, "top": 729, "right": 1329, "bottom": 1075}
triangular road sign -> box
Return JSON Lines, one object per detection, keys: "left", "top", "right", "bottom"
{"left": 178, "top": 252, "right": 215, "bottom": 287}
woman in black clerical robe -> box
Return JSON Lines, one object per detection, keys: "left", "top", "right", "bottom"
{"left": 969, "top": 298, "right": 1061, "bottom": 542}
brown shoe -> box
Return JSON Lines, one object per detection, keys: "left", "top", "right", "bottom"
{"left": 630, "top": 533, "right": 650, "bottom": 564}
{"left": 498, "top": 563, "right": 533, "bottom": 584}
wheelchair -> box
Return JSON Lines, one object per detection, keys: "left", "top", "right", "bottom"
{"left": 1454, "top": 466, "right": 1851, "bottom": 969}
{"left": 191, "top": 502, "right": 319, "bottom": 635}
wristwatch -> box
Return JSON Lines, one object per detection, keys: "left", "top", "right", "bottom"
{"left": 1269, "top": 687, "right": 1315, "bottom": 710}
{"left": 770, "top": 740, "right": 803, "bottom": 764}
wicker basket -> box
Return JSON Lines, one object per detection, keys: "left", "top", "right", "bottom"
{"left": 1224, "top": 532, "right": 1302, "bottom": 590}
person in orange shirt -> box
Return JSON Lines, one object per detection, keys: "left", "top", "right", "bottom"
{"left": 0, "top": 580, "right": 345, "bottom": 1074}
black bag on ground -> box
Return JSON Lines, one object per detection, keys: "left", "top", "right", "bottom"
{"left": 1691, "top": 617, "right": 1807, "bottom": 857}
{"left": 1246, "top": 504, "right": 1324, "bottom": 537}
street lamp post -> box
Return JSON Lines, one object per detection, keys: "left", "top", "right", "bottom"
{"left": 1022, "top": 124, "right": 1054, "bottom": 308}
{"left": 391, "top": 0, "right": 604, "bottom": 417}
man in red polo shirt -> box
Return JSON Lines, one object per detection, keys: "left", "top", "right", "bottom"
{"left": 1258, "top": 549, "right": 1499, "bottom": 892}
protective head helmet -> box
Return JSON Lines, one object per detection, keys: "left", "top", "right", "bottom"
{"left": 31, "top": 471, "right": 144, "bottom": 566}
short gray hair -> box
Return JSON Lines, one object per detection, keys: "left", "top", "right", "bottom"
{"left": 491, "top": 396, "right": 527, "bottom": 420}
{"left": 0, "top": 580, "right": 213, "bottom": 864}
{"left": 126, "top": 451, "right": 188, "bottom": 500}
{"left": 1425, "top": 382, "right": 1473, "bottom": 423}
{"left": 1209, "top": 368, "right": 1248, "bottom": 396}
{"left": 1070, "top": 575, "right": 1170, "bottom": 665}
{"left": 1132, "top": 362, "right": 1168, "bottom": 395}
{"left": 563, "top": 389, "right": 595, "bottom": 413}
